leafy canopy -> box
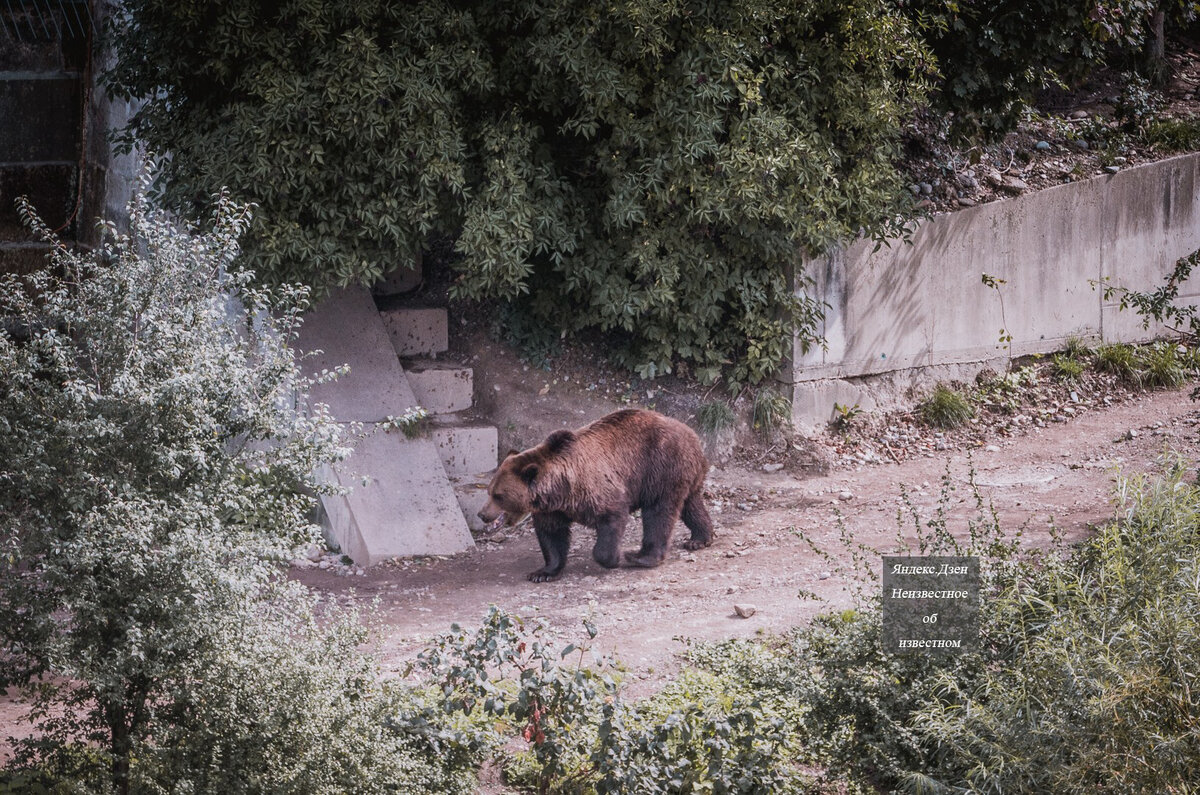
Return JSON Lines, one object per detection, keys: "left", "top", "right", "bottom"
{"left": 105, "top": 0, "right": 932, "bottom": 385}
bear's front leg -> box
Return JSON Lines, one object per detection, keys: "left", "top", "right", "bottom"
{"left": 529, "top": 513, "right": 572, "bottom": 582}
{"left": 592, "top": 513, "right": 627, "bottom": 569}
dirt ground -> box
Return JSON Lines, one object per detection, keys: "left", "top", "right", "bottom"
{"left": 304, "top": 380, "right": 1198, "bottom": 693}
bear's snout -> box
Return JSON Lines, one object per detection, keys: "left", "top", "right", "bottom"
{"left": 478, "top": 501, "right": 502, "bottom": 524}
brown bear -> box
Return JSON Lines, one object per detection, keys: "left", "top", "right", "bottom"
{"left": 478, "top": 408, "right": 715, "bottom": 582}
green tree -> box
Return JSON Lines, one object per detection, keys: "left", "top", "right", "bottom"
{"left": 105, "top": 0, "right": 932, "bottom": 385}
{"left": 0, "top": 178, "right": 476, "bottom": 794}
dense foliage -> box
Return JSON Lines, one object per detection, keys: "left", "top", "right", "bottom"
{"left": 105, "top": 0, "right": 933, "bottom": 385}
{"left": 895, "top": 0, "right": 1200, "bottom": 140}
{"left": 897, "top": 0, "right": 1102, "bottom": 140}
{"left": 0, "top": 182, "right": 480, "bottom": 794}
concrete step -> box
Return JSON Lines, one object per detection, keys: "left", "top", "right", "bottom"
{"left": 451, "top": 476, "right": 491, "bottom": 533}
{"left": 380, "top": 306, "right": 447, "bottom": 357}
{"left": 405, "top": 358, "right": 473, "bottom": 415}
{"left": 297, "top": 287, "right": 473, "bottom": 566}
{"left": 432, "top": 423, "right": 498, "bottom": 477}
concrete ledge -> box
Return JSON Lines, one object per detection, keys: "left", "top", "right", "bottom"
{"left": 432, "top": 425, "right": 498, "bottom": 476}
{"left": 452, "top": 477, "right": 491, "bottom": 533}
{"left": 405, "top": 359, "right": 473, "bottom": 414}
{"left": 381, "top": 307, "right": 448, "bottom": 357}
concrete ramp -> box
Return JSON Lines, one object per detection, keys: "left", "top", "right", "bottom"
{"left": 298, "top": 287, "right": 473, "bottom": 565}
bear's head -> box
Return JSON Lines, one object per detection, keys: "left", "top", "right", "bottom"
{"left": 477, "top": 431, "right": 574, "bottom": 525}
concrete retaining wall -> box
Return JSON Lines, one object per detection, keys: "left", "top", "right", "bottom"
{"left": 793, "top": 152, "right": 1200, "bottom": 426}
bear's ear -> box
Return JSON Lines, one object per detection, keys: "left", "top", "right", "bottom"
{"left": 502, "top": 449, "right": 519, "bottom": 462}
{"left": 544, "top": 430, "right": 575, "bottom": 454}
{"left": 519, "top": 462, "right": 539, "bottom": 486}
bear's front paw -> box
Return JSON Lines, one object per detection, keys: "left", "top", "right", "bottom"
{"left": 623, "top": 551, "right": 662, "bottom": 568}
{"left": 527, "top": 569, "right": 562, "bottom": 583}
{"left": 683, "top": 537, "right": 713, "bottom": 551}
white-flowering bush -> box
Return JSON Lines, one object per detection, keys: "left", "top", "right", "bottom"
{"left": 0, "top": 177, "right": 480, "bottom": 794}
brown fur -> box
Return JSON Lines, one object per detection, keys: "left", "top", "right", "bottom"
{"left": 479, "top": 409, "right": 715, "bottom": 582}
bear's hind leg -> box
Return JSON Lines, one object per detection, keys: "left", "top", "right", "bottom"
{"left": 681, "top": 487, "right": 715, "bottom": 551}
{"left": 624, "top": 497, "right": 683, "bottom": 568}
{"left": 592, "top": 513, "right": 627, "bottom": 569}
{"left": 529, "top": 513, "right": 572, "bottom": 582}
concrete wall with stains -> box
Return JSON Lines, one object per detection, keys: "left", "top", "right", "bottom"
{"left": 793, "top": 152, "right": 1200, "bottom": 425}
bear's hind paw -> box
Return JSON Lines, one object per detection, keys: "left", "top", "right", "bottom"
{"left": 527, "top": 569, "right": 562, "bottom": 583}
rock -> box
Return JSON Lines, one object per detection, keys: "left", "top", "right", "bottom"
{"left": 985, "top": 171, "right": 1003, "bottom": 188}
{"left": 838, "top": 490, "right": 853, "bottom": 501}
{"left": 1071, "top": 110, "right": 1089, "bottom": 120}
{"left": 957, "top": 197, "right": 977, "bottom": 207}
{"left": 985, "top": 444, "right": 1001, "bottom": 453}
{"left": 1073, "top": 139, "right": 1090, "bottom": 151}
{"left": 305, "top": 543, "right": 323, "bottom": 562}
{"left": 908, "top": 183, "right": 922, "bottom": 195}
{"left": 762, "top": 462, "right": 785, "bottom": 473}
{"left": 734, "top": 603, "right": 757, "bottom": 618}
{"left": 818, "top": 571, "right": 832, "bottom": 580}
{"left": 957, "top": 173, "right": 978, "bottom": 190}
{"left": 1035, "top": 140, "right": 1051, "bottom": 150}
{"left": 1000, "top": 176, "right": 1028, "bottom": 194}
{"left": 1127, "top": 429, "right": 1139, "bottom": 439}
{"left": 1104, "top": 165, "right": 1120, "bottom": 174}
{"left": 920, "top": 182, "right": 933, "bottom": 195}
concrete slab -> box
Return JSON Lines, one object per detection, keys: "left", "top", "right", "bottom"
{"left": 432, "top": 425, "right": 498, "bottom": 476}
{"left": 452, "top": 477, "right": 491, "bottom": 533}
{"left": 405, "top": 359, "right": 474, "bottom": 414}
{"left": 319, "top": 431, "right": 474, "bottom": 565}
{"left": 298, "top": 287, "right": 473, "bottom": 564}
{"left": 298, "top": 288, "right": 421, "bottom": 422}
{"left": 381, "top": 307, "right": 448, "bottom": 357}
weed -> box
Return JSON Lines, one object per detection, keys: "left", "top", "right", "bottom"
{"left": 752, "top": 388, "right": 791, "bottom": 436}
{"left": 1094, "top": 342, "right": 1140, "bottom": 381}
{"left": 1063, "top": 335, "right": 1091, "bottom": 359}
{"left": 696, "top": 400, "right": 736, "bottom": 435}
{"left": 1145, "top": 116, "right": 1200, "bottom": 152}
{"left": 981, "top": 273, "right": 1014, "bottom": 369}
{"left": 1050, "top": 352, "right": 1084, "bottom": 382}
{"left": 1140, "top": 341, "right": 1188, "bottom": 389}
{"left": 919, "top": 384, "right": 974, "bottom": 429}
{"left": 831, "top": 402, "right": 862, "bottom": 433}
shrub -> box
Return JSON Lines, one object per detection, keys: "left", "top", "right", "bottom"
{"left": 896, "top": 0, "right": 1106, "bottom": 140}
{"left": 0, "top": 177, "right": 478, "bottom": 794}
{"left": 415, "top": 606, "right": 807, "bottom": 794}
{"left": 918, "top": 383, "right": 974, "bottom": 428}
{"left": 105, "top": 0, "right": 934, "bottom": 387}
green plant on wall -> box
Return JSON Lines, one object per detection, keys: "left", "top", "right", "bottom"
{"left": 982, "top": 272, "right": 1014, "bottom": 369}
